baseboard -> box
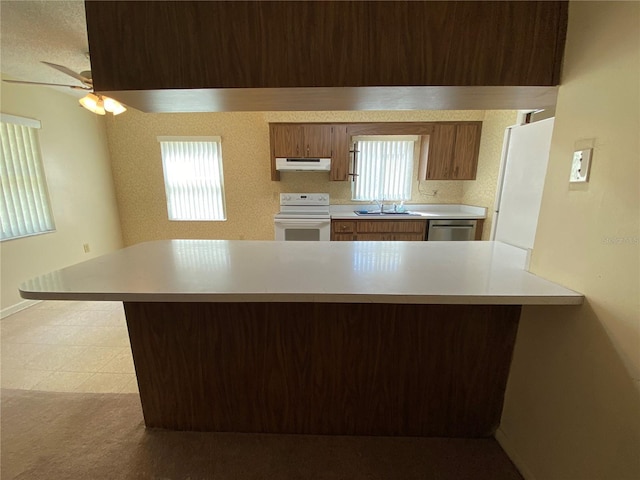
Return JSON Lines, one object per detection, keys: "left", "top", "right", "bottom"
{"left": 1, "top": 299, "right": 41, "bottom": 319}
{"left": 495, "top": 427, "right": 537, "bottom": 480}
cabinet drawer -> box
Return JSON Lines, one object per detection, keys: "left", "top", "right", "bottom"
{"left": 356, "top": 220, "right": 426, "bottom": 234}
{"left": 332, "top": 233, "right": 355, "bottom": 241}
{"left": 332, "top": 221, "right": 355, "bottom": 233}
{"left": 357, "top": 233, "right": 425, "bottom": 241}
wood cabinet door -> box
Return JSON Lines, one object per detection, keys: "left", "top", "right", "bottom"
{"left": 355, "top": 233, "right": 390, "bottom": 241}
{"left": 331, "top": 124, "right": 349, "bottom": 181}
{"left": 272, "top": 125, "right": 304, "bottom": 157}
{"left": 332, "top": 221, "right": 355, "bottom": 234}
{"left": 388, "top": 233, "right": 426, "bottom": 241}
{"left": 304, "top": 125, "right": 333, "bottom": 157}
{"left": 451, "top": 123, "right": 482, "bottom": 180}
{"left": 426, "top": 124, "right": 456, "bottom": 180}
{"left": 474, "top": 219, "right": 485, "bottom": 240}
{"left": 355, "top": 233, "right": 424, "bottom": 241}
{"left": 332, "top": 233, "right": 355, "bottom": 241}
{"left": 356, "top": 220, "right": 426, "bottom": 234}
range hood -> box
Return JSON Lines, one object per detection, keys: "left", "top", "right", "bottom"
{"left": 275, "top": 158, "right": 331, "bottom": 172}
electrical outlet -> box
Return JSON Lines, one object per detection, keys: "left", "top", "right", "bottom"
{"left": 570, "top": 148, "right": 592, "bottom": 183}
{"left": 83, "top": 243, "right": 90, "bottom": 253}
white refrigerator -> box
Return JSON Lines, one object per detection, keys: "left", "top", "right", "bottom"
{"left": 492, "top": 117, "right": 555, "bottom": 251}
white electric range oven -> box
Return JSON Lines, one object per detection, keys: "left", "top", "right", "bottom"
{"left": 274, "top": 193, "right": 331, "bottom": 241}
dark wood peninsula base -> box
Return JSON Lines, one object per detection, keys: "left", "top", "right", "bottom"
{"left": 124, "top": 302, "right": 520, "bottom": 437}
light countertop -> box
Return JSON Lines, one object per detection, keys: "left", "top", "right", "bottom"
{"left": 20, "top": 240, "right": 582, "bottom": 305}
{"left": 329, "top": 204, "right": 486, "bottom": 220}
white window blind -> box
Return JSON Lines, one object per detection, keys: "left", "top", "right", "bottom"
{"left": 351, "top": 136, "right": 416, "bottom": 201}
{"left": 0, "top": 114, "right": 55, "bottom": 241}
{"left": 158, "top": 136, "right": 227, "bottom": 221}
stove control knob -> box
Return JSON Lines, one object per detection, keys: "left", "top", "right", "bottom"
{"left": 318, "top": 195, "right": 326, "bottom": 201}
{"left": 283, "top": 195, "right": 291, "bottom": 201}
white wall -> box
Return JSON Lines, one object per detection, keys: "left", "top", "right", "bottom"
{"left": 498, "top": 2, "right": 640, "bottom": 479}
{"left": 0, "top": 81, "right": 123, "bottom": 314}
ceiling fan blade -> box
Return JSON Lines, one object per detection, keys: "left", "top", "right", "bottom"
{"left": 41, "top": 61, "right": 93, "bottom": 86}
{"left": 3, "top": 79, "right": 91, "bottom": 90}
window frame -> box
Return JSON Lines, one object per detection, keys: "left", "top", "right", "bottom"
{"left": 0, "top": 113, "right": 56, "bottom": 242}
{"left": 351, "top": 135, "right": 419, "bottom": 202}
{"left": 157, "top": 136, "right": 227, "bottom": 222}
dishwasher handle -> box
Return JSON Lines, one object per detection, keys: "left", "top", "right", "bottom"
{"left": 430, "top": 225, "right": 474, "bottom": 229}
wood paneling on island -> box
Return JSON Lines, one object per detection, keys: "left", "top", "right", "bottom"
{"left": 125, "top": 301, "right": 520, "bottom": 436}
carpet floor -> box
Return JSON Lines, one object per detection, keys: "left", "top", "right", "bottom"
{"left": 1, "top": 388, "right": 522, "bottom": 480}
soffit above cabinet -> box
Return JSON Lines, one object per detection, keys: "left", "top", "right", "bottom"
{"left": 85, "top": 1, "right": 568, "bottom": 113}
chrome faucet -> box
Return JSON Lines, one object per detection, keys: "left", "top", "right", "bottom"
{"left": 374, "top": 199, "right": 384, "bottom": 213}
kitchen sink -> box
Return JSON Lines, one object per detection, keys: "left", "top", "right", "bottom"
{"left": 354, "top": 210, "right": 421, "bottom": 216}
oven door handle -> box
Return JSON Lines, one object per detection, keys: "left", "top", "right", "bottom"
{"left": 275, "top": 219, "right": 330, "bottom": 228}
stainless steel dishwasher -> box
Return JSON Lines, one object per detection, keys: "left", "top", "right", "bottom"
{"left": 427, "top": 219, "right": 477, "bottom": 241}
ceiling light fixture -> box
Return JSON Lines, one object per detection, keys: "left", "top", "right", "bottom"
{"left": 79, "top": 93, "right": 105, "bottom": 115}
{"left": 103, "top": 96, "right": 127, "bottom": 115}
{"left": 79, "top": 93, "right": 126, "bottom": 116}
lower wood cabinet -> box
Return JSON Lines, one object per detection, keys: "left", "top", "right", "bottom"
{"left": 332, "top": 221, "right": 356, "bottom": 240}
{"left": 357, "top": 233, "right": 426, "bottom": 241}
{"left": 331, "top": 219, "right": 427, "bottom": 241}
{"left": 332, "top": 218, "right": 484, "bottom": 241}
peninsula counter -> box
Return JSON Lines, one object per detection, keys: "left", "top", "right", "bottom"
{"left": 20, "top": 240, "right": 582, "bottom": 436}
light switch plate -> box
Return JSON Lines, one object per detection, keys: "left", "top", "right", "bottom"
{"left": 570, "top": 148, "right": 592, "bottom": 183}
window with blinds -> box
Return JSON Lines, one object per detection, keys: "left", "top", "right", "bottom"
{"left": 158, "top": 136, "right": 227, "bottom": 221}
{"left": 0, "top": 114, "right": 55, "bottom": 241}
{"left": 351, "top": 136, "right": 417, "bottom": 201}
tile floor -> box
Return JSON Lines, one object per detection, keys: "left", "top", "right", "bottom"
{"left": 1, "top": 300, "right": 138, "bottom": 394}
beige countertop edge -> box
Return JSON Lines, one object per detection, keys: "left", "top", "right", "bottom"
{"left": 19, "top": 290, "right": 584, "bottom": 306}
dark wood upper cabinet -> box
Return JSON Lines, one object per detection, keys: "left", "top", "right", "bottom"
{"left": 425, "top": 123, "right": 483, "bottom": 181}
{"left": 427, "top": 125, "right": 457, "bottom": 180}
{"left": 271, "top": 124, "right": 333, "bottom": 158}
{"left": 269, "top": 121, "right": 482, "bottom": 182}
{"left": 331, "top": 125, "right": 350, "bottom": 182}
{"left": 86, "top": 1, "right": 568, "bottom": 92}
{"left": 303, "top": 125, "right": 333, "bottom": 158}
{"left": 269, "top": 124, "right": 334, "bottom": 180}
{"left": 272, "top": 125, "right": 304, "bottom": 158}
{"left": 452, "top": 124, "right": 483, "bottom": 180}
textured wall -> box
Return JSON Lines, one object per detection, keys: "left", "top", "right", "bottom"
{"left": 0, "top": 81, "right": 123, "bottom": 313}
{"left": 105, "top": 109, "right": 512, "bottom": 246}
{"left": 499, "top": 2, "right": 640, "bottom": 479}
{"left": 462, "top": 111, "right": 518, "bottom": 240}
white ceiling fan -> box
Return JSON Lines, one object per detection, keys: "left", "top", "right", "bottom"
{"left": 3, "top": 61, "right": 126, "bottom": 116}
